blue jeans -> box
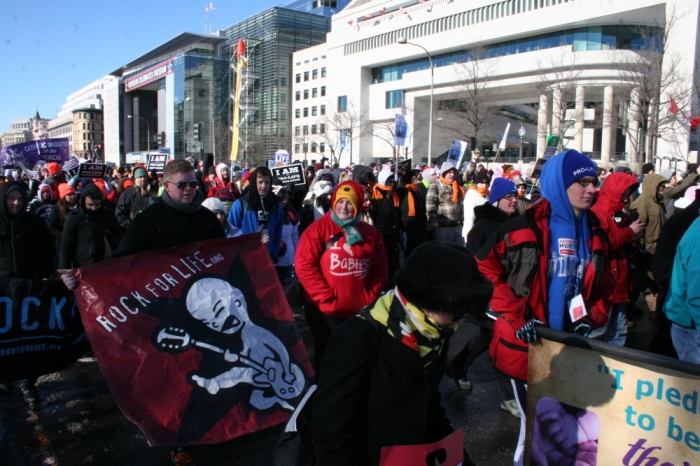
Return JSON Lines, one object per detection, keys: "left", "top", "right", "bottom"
{"left": 603, "top": 303, "right": 628, "bottom": 346}
{"left": 671, "top": 323, "right": 700, "bottom": 364}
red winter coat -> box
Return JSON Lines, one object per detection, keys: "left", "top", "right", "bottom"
{"left": 295, "top": 212, "right": 388, "bottom": 319}
{"left": 590, "top": 173, "right": 640, "bottom": 304}
{"left": 207, "top": 178, "right": 241, "bottom": 200}
{"left": 476, "top": 199, "right": 614, "bottom": 381}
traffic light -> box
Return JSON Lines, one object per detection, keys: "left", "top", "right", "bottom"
{"left": 194, "top": 123, "right": 202, "bottom": 141}
{"left": 157, "top": 132, "right": 165, "bottom": 146}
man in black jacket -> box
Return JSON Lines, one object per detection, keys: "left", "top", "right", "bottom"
{"left": 59, "top": 183, "right": 122, "bottom": 269}
{"left": 0, "top": 181, "right": 55, "bottom": 405}
{"left": 61, "top": 159, "right": 223, "bottom": 466}
{"left": 312, "top": 242, "right": 493, "bottom": 466}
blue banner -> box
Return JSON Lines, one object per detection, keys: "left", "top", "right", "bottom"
{"left": 1, "top": 138, "right": 70, "bottom": 169}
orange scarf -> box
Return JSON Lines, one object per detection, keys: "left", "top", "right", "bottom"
{"left": 440, "top": 177, "right": 465, "bottom": 203}
{"left": 372, "top": 183, "right": 400, "bottom": 207}
{"left": 405, "top": 184, "right": 418, "bottom": 216}
{"left": 470, "top": 185, "right": 490, "bottom": 198}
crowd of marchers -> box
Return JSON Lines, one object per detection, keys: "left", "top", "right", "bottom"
{"left": 1, "top": 150, "right": 699, "bottom": 466}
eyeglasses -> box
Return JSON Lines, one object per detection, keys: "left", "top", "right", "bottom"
{"left": 502, "top": 193, "right": 517, "bottom": 201}
{"left": 168, "top": 180, "right": 198, "bottom": 190}
{"left": 573, "top": 177, "right": 599, "bottom": 188}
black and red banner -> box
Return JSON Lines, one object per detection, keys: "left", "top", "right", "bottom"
{"left": 0, "top": 278, "right": 87, "bottom": 383}
{"left": 73, "top": 235, "right": 313, "bottom": 446}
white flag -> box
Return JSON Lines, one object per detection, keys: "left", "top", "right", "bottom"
{"left": 498, "top": 123, "right": 511, "bottom": 151}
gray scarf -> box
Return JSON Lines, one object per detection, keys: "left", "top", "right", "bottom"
{"left": 161, "top": 188, "right": 203, "bottom": 214}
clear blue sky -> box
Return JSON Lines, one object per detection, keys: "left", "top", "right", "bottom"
{"left": 0, "top": 0, "right": 282, "bottom": 131}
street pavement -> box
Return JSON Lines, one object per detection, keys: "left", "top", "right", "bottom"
{"left": 1, "top": 303, "right": 655, "bottom": 466}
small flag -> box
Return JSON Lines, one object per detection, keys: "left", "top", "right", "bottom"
{"left": 205, "top": 6, "right": 209, "bottom": 11}
{"left": 380, "top": 6, "right": 386, "bottom": 14}
{"left": 669, "top": 95, "right": 679, "bottom": 115}
{"left": 348, "top": 19, "right": 353, "bottom": 25}
{"left": 209, "top": 2, "right": 215, "bottom": 9}
{"left": 498, "top": 123, "right": 511, "bottom": 151}
{"left": 235, "top": 39, "right": 246, "bottom": 59}
{"left": 399, "top": 6, "right": 407, "bottom": 14}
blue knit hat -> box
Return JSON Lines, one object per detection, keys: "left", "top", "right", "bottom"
{"left": 561, "top": 150, "right": 597, "bottom": 188}
{"left": 489, "top": 178, "right": 517, "bottom": 203}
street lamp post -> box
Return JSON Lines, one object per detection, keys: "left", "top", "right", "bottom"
{"left": 127, "top": 115, "right": 150, "bottom": 156}
{"left": 518, "top": 122, "right": 526, "bottom": 160}
{"left": 398, "top": 37, "right": 434, "bottom": 163}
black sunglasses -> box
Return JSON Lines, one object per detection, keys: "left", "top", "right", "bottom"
{"left": 573, "top": 177, "right": 599, "bottom": 188}
{"left": 168, "top": 180, "right": 198, "bottom": 190}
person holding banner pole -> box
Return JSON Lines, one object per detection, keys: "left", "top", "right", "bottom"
{"left": 476, "top": 150, "right": 614, "bottom": 466}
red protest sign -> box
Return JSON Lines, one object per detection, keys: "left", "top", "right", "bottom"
{"left": 73, "top": 235, "right": 313, "bottom": 446}
{"left": 379, "top": 428, "right": 464, "bottom": 466}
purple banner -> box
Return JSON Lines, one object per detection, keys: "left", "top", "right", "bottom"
{"left": 1, "top": 138, "right": 70, "bottom": 169}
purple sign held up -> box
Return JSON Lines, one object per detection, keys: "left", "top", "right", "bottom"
{"left": 1, "top": 138, "right": 70, "bottom": 169}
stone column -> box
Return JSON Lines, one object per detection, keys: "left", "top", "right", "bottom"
{"left": 551, "top": 88, "right": 563, "bottom": 140}
{"left": 537, "top": 93, "right": 548, "bottom": 157}
{"left": 626, "top": 88, "right": 640, "bottom": 163}
{"left": 601, "top": 85, "right": 614, "bottom": 163}
{"left": 574, "top": 86, "right": 585, "bottom": 152}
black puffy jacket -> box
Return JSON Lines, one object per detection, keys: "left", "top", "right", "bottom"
{"left": 59, "top": 183, "right": 122, "bottom": 269}
{"left": 0, "top": 181, "right": 55, "bottom": 279}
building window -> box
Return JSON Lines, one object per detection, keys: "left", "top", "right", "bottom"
{"left": 320, "top": 142, "right": 325, "bottom": 152}
{"left": 295, "top": 91, "right": 300, "bottom": 101}
{"left": 279, "top": 110, "right": 286, "bottom": 120}
{"left": 303, "top": 90, "right": 309, "bottom": 99}
{"left": 280, "top": 93, "right": 286, "bottom": 103}
{"left": 320, "top": 124, "right": 326, "bottom": 134}
{"left": 304, "top": 71, "right": 309, "bottom": 81}
{"left": 294, "top": 144, "right": 300, "bottom": 153}
{"left": 312, "top": 88, "right": 318, "bottom": 98}
{"left": 338, "top": 95, "right": 348, "bottom": 112}
{"left": 321, "top": 67, "right": 326, "bottom": 77}
{"left": 321, "top": 105, "right": 326, "bottom": 115}
{"left": 295, "top": 126, "right": 300, "bottom": 136}
{"left": 296, "top": 73, "right": 301, "bottom": 83}
{"left": 311, "top": 124, "right": 317, "bottom": 134}
{"left": 281, "top": 77, "right": 287, "bottom": 86}
{"left": 312, "top": 69, "right": 318, "bottom": 79}
{"left": 321, "top": 86, "right": 326, "bottom": 96}
{"left": 385, "top": 90, "right": 404, "bottom": 109}
{"left": 312, "top": 106, "right": 318, "bottom": 116}
{"left": 303, "top": 143, "right": 309, "bottom": 152}
{"left": 295, "top": 109, "right": 300, "bottom": 118}
{"left": 303, "top": 125, "right": 309, "bottom": 135}
{"left": 311, "top": 143, "right": 318, "bottom": 153}
{"left": 82, "top": 123, "right": 86, "bottom": 129}
{"left": 303, "top": 108, "right": 309, "bottom": 117}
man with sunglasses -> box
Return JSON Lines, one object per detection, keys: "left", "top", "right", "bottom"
{"left": 110, "top": 159, "right": 224, "bottom": 465}
{"left": 476, "top": 150, "right": 614, "bottom": 466}
{"left": 113, "top": 159, "right": 224, "bottom": 258}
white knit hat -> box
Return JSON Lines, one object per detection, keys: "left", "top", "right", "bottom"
{"left": 378, "top": 169, "right": 393, "bottom": 186}
{"left": 202, "top": 197, "right": 226, "bottom": 213}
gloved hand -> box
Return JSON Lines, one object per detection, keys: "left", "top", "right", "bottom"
{"left": 571, "top": 321, "right": 593, "bottom": 337}
{"left": 515, "top": 319, "right": 543, "bottom": 343}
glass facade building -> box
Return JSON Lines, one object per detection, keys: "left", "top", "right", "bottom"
{"left": 372, "top": 25, "right": 662, "bottom": 83}
{"left": 221, "top": 8, "right": 329, "bottom": 165}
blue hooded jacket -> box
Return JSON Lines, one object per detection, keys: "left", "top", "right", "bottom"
{"left": 539, "top": 150, "right": 593, "bottom": 330}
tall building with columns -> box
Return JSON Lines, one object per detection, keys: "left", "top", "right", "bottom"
{"left": 296, "top": 0, "right": 700, "bottom": 171}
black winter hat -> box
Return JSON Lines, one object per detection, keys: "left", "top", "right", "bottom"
{"left": 475, "top": 171, "right": 490, "bottom": 185}
{"left": 642, "top": 163, "right": 655, "bottom": 174}
{"left": 394, "top": 241, "right": 494, "bottom": 317}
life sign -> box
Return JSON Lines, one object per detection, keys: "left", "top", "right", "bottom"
{"left": 271, "top": 163, "right": 306, "bottom": 186}
{"left": 147, "top": 154, "right": 169, "bottom": 174}
{"left": 77, "top": 163, "right": 108, "bottom": 179}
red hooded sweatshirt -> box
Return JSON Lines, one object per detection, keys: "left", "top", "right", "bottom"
{"left": 590, "top": 173, "right": 640, "bottom": 304}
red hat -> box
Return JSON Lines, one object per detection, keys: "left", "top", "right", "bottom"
{"left": 242, "top": 171, "right": 253, "bottom": 183}
{"left": 47, "top": 162, "right": 61, "bottom": 176}
{"left": 57, "top": 183, "right": 76, "bottom": 199}
{"left": 331, "top": 181, "right": 363, "bottom": 218}
{"left": 92, "top": 179, "right": 107, "bottom": 195}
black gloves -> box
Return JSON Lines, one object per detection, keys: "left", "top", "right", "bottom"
{"left": 515, "top": 319, "right": 543, "bottom": 343}
{"left": 570, "top": 321, "right": 593, "bottom": 337}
